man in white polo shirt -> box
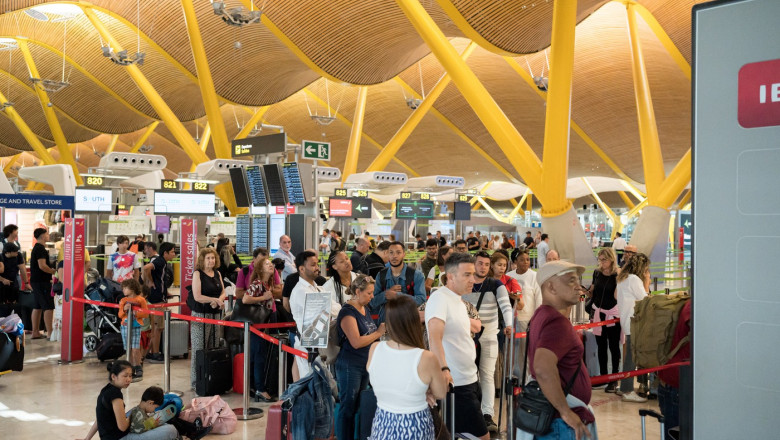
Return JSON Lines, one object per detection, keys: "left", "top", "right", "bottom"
{"left": 426, "top": 252, "right": 489, "bottom": 440}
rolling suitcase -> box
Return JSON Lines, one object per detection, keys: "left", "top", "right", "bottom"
{"left": 195, "top": 323, "right": 232, "bottom": 396}
{"left": 167, "top": 319, "right": 189, "bottom": 359}
{"left": 639, "top": 409, "right": 665, "bottom": 440}
{"left": 583, "top": 330, "right": 600, "bottom": 378}
{"left": 233, "top": 353, "right": 244, "bottom": 394}
{"left": 96, "top": 332, "right": 125, "bottom": 361}
{"left": 265, "top": 401, "right": 293, "bottom": 440}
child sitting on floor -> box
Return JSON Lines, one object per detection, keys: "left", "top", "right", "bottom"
{"left": 128, "top": 386, "right": 212, "bottom": 440}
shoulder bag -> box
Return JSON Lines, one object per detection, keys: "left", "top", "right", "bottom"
{"left": 514, "top": 323, "right": 582, "bottom": 436}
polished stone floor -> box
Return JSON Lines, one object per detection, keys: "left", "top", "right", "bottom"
{"left": 0, "top": 336, "right": 665, "bottom": 439}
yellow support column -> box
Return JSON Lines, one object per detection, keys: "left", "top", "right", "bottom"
{"left": 0, "top": 92, "right": 56, "bottom": 165}
{"left": 17, "top": 38, "right": 82, "bottom": 184}
{"left": 235, "top": 107, "right": 270, "bottom": 139}
{"left": 3, "top": 153, "right": 21, "bottom": 174}
{"left": 181, "top": 0, "right": 231, "bottom": 160}
{"left": 130, "top": 121, "right": 160, "bottom": 153}
{"left": 83, "top": 7, "right": 238, "bottom": 213}
{"left": 366, "top": 43, "right": 476, "bottom": 172}
{"left": 395, "top": 0, "right": 543, "bottom": 198}
{"left": 626, "top": 4, "right": 665, "bottom": 202}
{"left": 526, "top": 193, "right": 533, "bottom": 214}
{"left": 342, "top": 87, "right": 368, "bottom": 184}
{"left": 475, "top": 198, "right": 509, "bottom": 224}
{"left": 618, "top": 191, "right": 636, "bottom": 210}
{"left": 540, "top": 0, "right": 578, "bottom": 215}
{"left": 106, "top": 135, "right": 119, "bottom": 154}
{"left": 656, "top": 149, "right": 691, "bottom": 208}
{"left": 677, "top": 189, "right": 691, "bottom": 210}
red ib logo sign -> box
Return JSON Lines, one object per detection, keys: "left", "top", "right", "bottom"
{"left": 738, "top": 58, "right": 780, "bottom": 128}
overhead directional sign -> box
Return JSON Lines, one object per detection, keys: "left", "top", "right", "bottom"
{"left": 232, "top": 133, "right": 287, "bottom": 157}
{"left": 302, "top": 140, "right": 331, "bottom": 161}
{"left": 352, "top": 197, "right": 372, "bottom": 219}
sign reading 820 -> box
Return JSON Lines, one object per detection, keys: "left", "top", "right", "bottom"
{"left": 84, "top": 176, "right": 103, "bottom": 187}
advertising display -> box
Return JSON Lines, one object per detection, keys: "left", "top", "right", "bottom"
{"left": 155, "top": 215, "right": 171, "bottom": 234}
{"left": 245, "top": 165, "right": 268, "bottom": 206}
{"left": 75, "top": 188, "right": 113, "bottom": 212}
{"left": 0, "top": 193, "right": 75, "bottom": 211}
{"left": 61, "top": 218, "right": 85, "bottom": 362}
{"left": 282, "top": 162, "right": 306, "bottom": 205}
{"left": 300, "top": 291, "right": 332, "bottom": 348}
{"left": 179, "top": 219, "right": 197, "bottom": 315}
{"left": 154, "top": 192, "right": 215, "bottom": 215}
{"left": 396, "top": 199, "right": 434, "bottom": 219}
{"left": 329, "top": 198, "right": 353, "bottom": 217}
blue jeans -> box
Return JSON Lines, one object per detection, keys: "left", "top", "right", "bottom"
{"left": 657, "top": 384, "right": 679, "bottom": 440}
{"left": 250, "top": 332, "right": 269, "bottom": 393}
{"left": 335, "top": 357, "right": 369, "bottom": 440}
{"left": 535, "top": 418, "right": 579, "bottom": 440}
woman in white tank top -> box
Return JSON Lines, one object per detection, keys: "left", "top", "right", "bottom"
{"left": 367, "top": 296, "right": 447, "bottom": 440}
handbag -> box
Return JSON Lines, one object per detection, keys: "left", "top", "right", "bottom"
{"left": 514, "top": 323, "right": 581, "bottom": 436}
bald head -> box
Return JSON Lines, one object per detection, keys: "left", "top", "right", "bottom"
{"left": 546, "top": 249, "right": 560, "bottom": 262}
{"left": 279, "top": 235, "right": 292, "bottom": 252}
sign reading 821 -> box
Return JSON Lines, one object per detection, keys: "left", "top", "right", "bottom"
{"left": 161, "top": 179, "right": 178, "bottom": 190}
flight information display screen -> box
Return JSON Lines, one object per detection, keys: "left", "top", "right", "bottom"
{"left": 396, "top": 199, "right": 434, "bottom": 219}
{"left": 282, "top": 162, "right": 306, "bottom": 205}
{"left": 229, "top": 167, "right": 251, "bottom": 208}
{"left": 252, "top": 215, "right": 268, "bottom": 250}
{"left": 263, "top": 164, "right": 288, "bottom": 206}
{"left": 236, "top": 215, "right": 251, "bottom": 255}
{"left": 245, "top": 165, "right": 268, "bottom": 206}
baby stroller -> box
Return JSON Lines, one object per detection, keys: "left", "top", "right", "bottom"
{"left": 84, "top": 277, "right": 122, "bottom": 352}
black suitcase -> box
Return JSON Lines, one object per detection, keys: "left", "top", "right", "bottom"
{"left": 195, "top": 323, "right": 232, "bottom": 396}
{"left": 96, "top": 332, "right": 125, "bottom": 361}
{"left": 0, "top": 332, "right": 24, "bottom": 372}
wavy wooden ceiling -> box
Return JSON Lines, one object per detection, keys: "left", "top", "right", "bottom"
{"left": 0, "top": 0, "right": 698, "bottom": 195}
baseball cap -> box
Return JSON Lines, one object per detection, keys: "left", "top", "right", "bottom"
{"left": 537, "top": 260, "right": 585, "bottom": 286}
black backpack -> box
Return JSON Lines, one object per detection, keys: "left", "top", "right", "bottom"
{"left": 378, "top": 265, "right": 417, "bottom": 295}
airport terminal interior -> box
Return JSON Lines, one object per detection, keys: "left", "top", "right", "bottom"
{"left": 1, "top": 0, "right": 767, "bottom": 439}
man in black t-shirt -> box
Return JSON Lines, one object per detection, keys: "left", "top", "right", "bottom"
{"left": 466, "top": 231, "right": 480, "bottom": 251}
{"left": 30, "top": 228, "right": 56, "bottom": 339}
{"left": 0, "top": 243, "right": 28, "bottom": 305}
{"left": 523, "top": 231, "right": 535, "bottom": 249}
{"left": 142, "top": 241, "right": 176, "bottom": 362}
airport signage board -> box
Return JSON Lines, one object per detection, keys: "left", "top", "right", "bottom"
{"left": 232, "top": 132, "right": 287, "bottom": 157}
{"left": 396, "top": 199, "right": 434, "bottom": 219}
{"left": 302, "top": 140, "right": 331, "bottom": 161}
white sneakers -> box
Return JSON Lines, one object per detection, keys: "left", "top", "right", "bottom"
{"left": 621, "top": 391, "right": 648, "bottom": 403}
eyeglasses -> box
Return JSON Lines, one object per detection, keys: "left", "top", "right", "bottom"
{"left": 597, "top": 257, "right": 609, "bottom": 262}
{"left": 353, "top": 275, "right": 375, "bottom": 290}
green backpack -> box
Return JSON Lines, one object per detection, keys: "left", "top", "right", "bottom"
{"left": 631, "top": 292, "right": 691, "bottom": 369}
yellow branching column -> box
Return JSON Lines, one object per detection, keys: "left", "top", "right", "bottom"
{"left": 342, "top": 87, "right": 368, "bottom": 185}
{"left": 17, "top": 38, "right": 82, "bottom": 185}
{"left": 130, "top": 121, "right": 160, "bottom": 153}
{"left": 82, "top": 6, "right": 235, "bottom": 211}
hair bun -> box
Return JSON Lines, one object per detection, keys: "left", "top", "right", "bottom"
{"left": 106, "top": 362, "right": 114, "bottom": 372}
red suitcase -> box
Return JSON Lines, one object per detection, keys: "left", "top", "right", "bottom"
{"left": 233, "top": 353, "right": 244, "bottom": 394}
{"left": 264, "top": 401, "right": 292, "bottom": 440}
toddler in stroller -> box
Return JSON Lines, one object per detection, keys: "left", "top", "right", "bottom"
{"left": 84, "top": 277, "right": 122, "bottom": 353}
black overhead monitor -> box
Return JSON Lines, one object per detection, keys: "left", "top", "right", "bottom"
{"left": 282, "top": 162, "right": 306, "bottom": 205}
{"left": 396, "top": 199, "right": 434, "bottom": 219}
{"left": 453, "top": 201, "right": 471, "bottom": 221}
{"left": 228, "top": 167, "right": 251, "bottom": 208}
{"left": 235, "top": 214, "right": 251, "bottom": 255}
{"left": 245, "top": 165, "right": 268, "bottom": 206}
{"left": 263, "top": 163, "right": 288, "bottom": 206}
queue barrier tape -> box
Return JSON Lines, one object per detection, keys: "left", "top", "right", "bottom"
{"left": 69, "top": 296, "right": 308, "bottom": 359}
{"left": 514, "top": 318, "right": 620, "bottom": 339}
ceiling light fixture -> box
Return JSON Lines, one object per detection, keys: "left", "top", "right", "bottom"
{"left": 101, "top": 46, "right": 145, "bottom": 66}
{"left": 310, "top": 115, "right": 336, "bottom": 126}
{"left": 0, "top": 102, "right": 13, "bottom": 111}
{"left": 30, "top": 77, "right": 69, "bottom": 93}
{"left": 84, "top": 167, "right": 131, "bottom": 180}
{"left": 174, "top": 177, "right": 220, "bottom": 184}
{"left": 138, "top": 144, "right": 154, "bottom": 153}
{"left": 212, "top": 1, "right": 262, "bottom": 27}
{"left": 406, "top": 97, "right": 422, "bottom": 110}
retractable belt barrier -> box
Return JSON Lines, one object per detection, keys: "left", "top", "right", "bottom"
{"left": 69, "top": 296, "right": 308, "bottom": 359}
{"left": 514, "top": 318, "right": 620, "bottom": 339}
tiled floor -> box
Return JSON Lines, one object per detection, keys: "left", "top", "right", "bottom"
{"left": 1, "top": 337, "right": 665, "bottom": 439}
